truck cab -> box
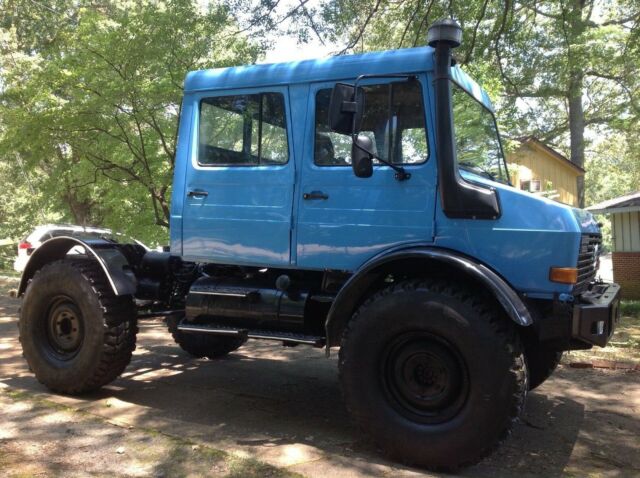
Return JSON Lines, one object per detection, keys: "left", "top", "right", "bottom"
{"left": 17, "top": 20, "right": 620, "bottom": 470}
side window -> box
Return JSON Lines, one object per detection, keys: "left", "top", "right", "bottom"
{"left": 199, "top": 93, "right": 288, "bottom": 166}
{"left": 314, "top": 81, "right": 428, "bottom": 166}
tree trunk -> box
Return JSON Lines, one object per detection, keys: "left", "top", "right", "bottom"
{"left": 568, "top": 70, "right": 586, "bottom": 208}
{"left": 63, "top": 191, "right": 95, "bottom": 226}
{"left": 567, "top": 0, "right": 587, "bottom": 208}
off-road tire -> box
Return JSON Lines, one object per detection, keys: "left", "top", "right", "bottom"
{"left": 19, "top": 259, "right": 137, "bottom": 394}
{"left": 338, "top": 279, "right": 528, "bottom": 470}
{"left": 167, "top": 317, "right": 246, "bottom": 359}
{"left": 526, "top": 345, "right": 563, "bottom": 390}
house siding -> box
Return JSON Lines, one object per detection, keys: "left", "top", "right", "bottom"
{"left": 507, "top": 143, "right": 582, "bottom": 207}
{"left": 612, "top": 211, "right": 640, "bottom": 252}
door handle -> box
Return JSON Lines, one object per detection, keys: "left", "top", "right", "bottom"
{"left": 187, "top": 189, "right": 208, "bottom": 198}
{"left": 303, "top": 191, "right": 329, "bottom": 200}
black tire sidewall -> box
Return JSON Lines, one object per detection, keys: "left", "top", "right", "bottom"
{"left": 167, "top": 316, "right": 246, "bottom": 359}
{"left": 527, "top": 345, "right": 563, "bottom": 390}
{"left": 340, "top": 285, "right": 523, "bottom": 466}
{"left": 21, "top": 262, "right": 112, "bottom": 390}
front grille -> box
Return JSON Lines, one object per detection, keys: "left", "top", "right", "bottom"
{"left": 575, "top": 233, "right": 601, "bottom": 293}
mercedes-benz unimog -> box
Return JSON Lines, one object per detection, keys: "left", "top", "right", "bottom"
{"left": 17, "top": 20, "right": 620, "bottom": 469}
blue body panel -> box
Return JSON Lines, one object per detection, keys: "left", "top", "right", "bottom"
{"left": 171, "top": 46, "right": 600, "bottom": 297}
{"left": 294, "top": 76, "right": 437, "bottom": 270}
{"left": 179, "top": 86, "right": 294, "bottom": 266}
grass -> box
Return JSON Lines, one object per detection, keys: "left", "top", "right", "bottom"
{"left": 563, "top": 300, "right": 640, "bottom": 364}
{"left": 0, "top": 274, "right": 19, "bottom": 296}
{"left": 621, "top": 300, "right": 640, "bottom": 317}
{"left": 0, "top": 271, "right": 20, "bottom": 278}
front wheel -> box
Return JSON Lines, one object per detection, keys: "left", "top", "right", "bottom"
{"left": 339, "top": 279, "right": 528, "bottom": 470}
{"left": 526, "top": 345, "right": 563, "bottom": 390}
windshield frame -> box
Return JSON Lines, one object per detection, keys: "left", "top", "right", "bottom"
{"left": 450, "top": 78, "right": 511, "bottom": 186}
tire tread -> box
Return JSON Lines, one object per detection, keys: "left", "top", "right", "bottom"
{"left": 20, "top": 259, "right": 137, "bottom": 394}
{"left": 338, "top": 278, "right": 527, "bottom": 469}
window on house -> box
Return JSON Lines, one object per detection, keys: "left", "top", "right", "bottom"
{"left": 520, "top": 179, "right": 541, "bottom": 192}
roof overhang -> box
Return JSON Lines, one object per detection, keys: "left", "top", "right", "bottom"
{"left": 586, "top": 205, "right": 640, "bottom": 215}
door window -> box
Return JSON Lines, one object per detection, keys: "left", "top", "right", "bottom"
{"left": 199, "top": 93, "right": 288, "bottom": 166}
{"left": 314, "top": 81, "right": 428, "bottom": 166}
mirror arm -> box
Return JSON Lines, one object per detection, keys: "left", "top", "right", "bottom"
{"left": 351, "top": 135, "right": 411, "bottom": 181}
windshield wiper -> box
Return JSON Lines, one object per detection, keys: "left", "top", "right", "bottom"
{"left": 459, "top": 161, "right": 495, "bottom": 181}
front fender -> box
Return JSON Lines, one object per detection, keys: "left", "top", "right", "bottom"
{"left": 325, "top": 245, "right": 532, "bottom": 350}
{"left": 18, "top": 236, "right": 137, "bottom": 297}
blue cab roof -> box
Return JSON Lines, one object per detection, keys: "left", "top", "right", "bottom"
{"left": 184, "top": 46, "right": 434, "bottom": 92}
{"left": 184, "top": 45, "right": 494, "bottom": 111}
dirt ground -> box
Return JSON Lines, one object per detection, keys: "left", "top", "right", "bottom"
{"left": 1, "top": 290, "right": 639, "bottom": 477}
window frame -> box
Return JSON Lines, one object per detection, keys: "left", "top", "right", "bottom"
{"left": 197, "top": 91, "right": 290, "bottom": 168}
{"left": 451, "top": 79, "right": 511, "bottom": 185}
{"left": 313, "top": 79, "right": 430, "bottom": 167}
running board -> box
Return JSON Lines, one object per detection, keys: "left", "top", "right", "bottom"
{"left": 176, "top": 322, "right": 325, "bottom": 347}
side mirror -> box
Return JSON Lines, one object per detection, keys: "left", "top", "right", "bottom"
{"left": 328, "top": 83, "right": 364, "bottom": 135}
{"left": 351, "top": 135, "right": 374, "bottom": 178}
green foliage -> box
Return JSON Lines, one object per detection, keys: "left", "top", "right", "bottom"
{"left": 584, "top": 132, "right": 640, "bottom": 251}
{"left": 0, "top": 0, "right": 260, "bottom": 246}
{"left": 241, "top": 0, "right": 639, "bottom": 207}
{"left": 1, "top": 0, "right": 638, "bottom": 250}
{"left": 585, "top": 133, "right": 640, "bottom": 206}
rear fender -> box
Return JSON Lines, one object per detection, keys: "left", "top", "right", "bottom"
{"left": 17, "top": 236, "right": 136, "bottom": 297}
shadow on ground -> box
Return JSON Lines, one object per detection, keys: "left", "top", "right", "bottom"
{"left": 1, "top": 295, "right": 639, "bottom": 477}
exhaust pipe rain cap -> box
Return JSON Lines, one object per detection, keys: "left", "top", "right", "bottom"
{"left": 427, "top": 19, "right": 462, "bottom": 48}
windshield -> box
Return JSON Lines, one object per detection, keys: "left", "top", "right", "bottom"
{"left": 452, "top": 83, "right": 509, "bottom": 184}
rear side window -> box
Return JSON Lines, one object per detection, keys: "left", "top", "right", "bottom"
{"left": 314, "top": 81, "right": 428, "bottom": 166}
{"left": 199, "top": 93, "right": 288, "bottom": 166}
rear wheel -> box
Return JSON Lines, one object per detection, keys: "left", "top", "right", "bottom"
{"left": 526, "top": 345, "right": 563, "bottom": 390}
{"left": 167, "top": 317, "right": 246, "bottom": 359}
{"left": 339, "top": 279, "right": 527, "bottom": 470}
{"left": 19, "top": 259, "right": 137, "bottom": 394}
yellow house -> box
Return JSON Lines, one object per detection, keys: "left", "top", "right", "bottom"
{"left": 507, "top": 136, "right": 584, "bottom": 207}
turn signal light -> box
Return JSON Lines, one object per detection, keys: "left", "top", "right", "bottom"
{"left": 549, "top": 267, "right": 578, "bottom": 284}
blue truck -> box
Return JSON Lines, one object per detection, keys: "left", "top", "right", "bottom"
{"left": 17, "top": 20, "right": 620, "bottom": 469}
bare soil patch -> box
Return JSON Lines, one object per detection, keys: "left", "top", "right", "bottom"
{"left": 1, "top": 293, "right": 639, "bottom": 477}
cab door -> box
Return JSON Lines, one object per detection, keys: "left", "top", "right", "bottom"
{"left": 181, "top": 87, "right": 294, "bottom": 267}
{"left": 295, "top": 78, "right": 436, "bottom": 271}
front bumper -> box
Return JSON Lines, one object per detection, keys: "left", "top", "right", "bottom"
{"left": 572, "top": 282, "right": 621, "bottom": 347}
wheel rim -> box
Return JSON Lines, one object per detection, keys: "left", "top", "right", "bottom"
{"left": 382, "top": 332, "right": 468, "bottom": 424}
{"left": 45, "top": 297, "right": 84, "bottom": 360}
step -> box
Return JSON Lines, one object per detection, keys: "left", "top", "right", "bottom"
{"left": 176, "top": 322, "right": 325, "bottom": 347}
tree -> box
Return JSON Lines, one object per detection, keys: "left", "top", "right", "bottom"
{"left": 0, "top": 0, "right": 259, "bottom": 243}
{"left": 236, "top": 1, "right": 640, "bottom": 207}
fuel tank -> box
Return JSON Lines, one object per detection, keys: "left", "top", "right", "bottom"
{"left": 185, "top": 275, "right": 309, "bottom": 331}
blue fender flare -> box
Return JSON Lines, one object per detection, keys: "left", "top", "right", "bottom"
{"left": 17, "top": 236, "right": 137, "bottom": 297}
{"left": 325, "top": 245, "right": 533, "bottom": 350}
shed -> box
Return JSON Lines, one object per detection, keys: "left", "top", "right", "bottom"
{"left": 507, "top": 136, "right": 585, "bottom": 207}
{"left": 587, "top": 191, "right": 640, "bottom": 299}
